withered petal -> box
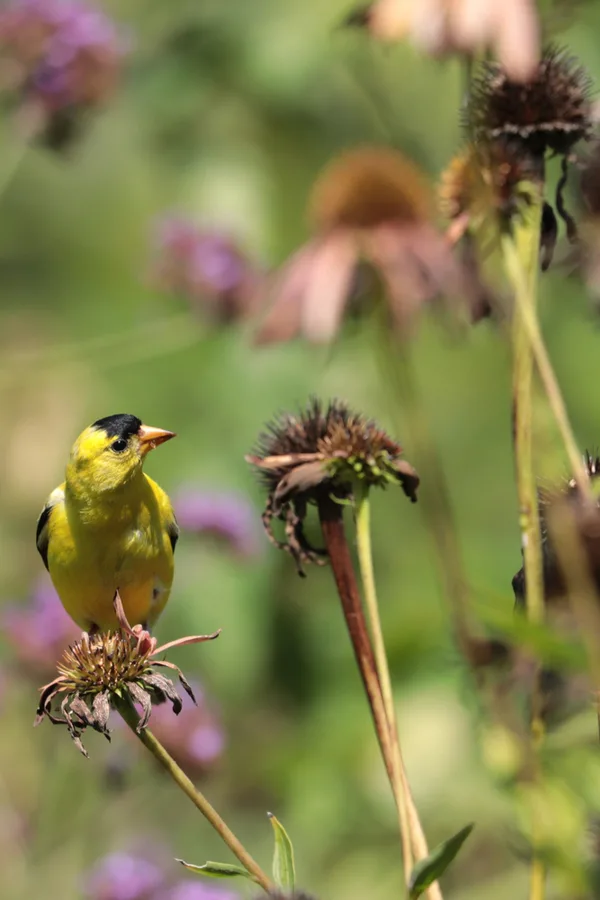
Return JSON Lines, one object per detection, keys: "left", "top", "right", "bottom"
{"left": 127, "top": 682, "right": 153, "bottom": 732}
{"left": 92, "top": 690, "right": 112, "bottom": 733}
{"left": 273, "top": 461, "right": 331, "bottom": 512}
{"left": 391, "top": 459, "right": 420, "bottom": 502}
{"left": 143, "top": 671, "right": 183, "bottom": 714}
{"left": 176, "top": 670, "right": 197, "bottom": 706}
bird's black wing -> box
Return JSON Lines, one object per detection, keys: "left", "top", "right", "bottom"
{"left": 36, "top": 486, "right": 64, "bottom": 570}
{"left": 167, "top": 514, "right": 179, "bottom": 554}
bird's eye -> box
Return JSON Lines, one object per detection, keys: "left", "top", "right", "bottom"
{"left": 111, "top": 438, "right": 128, "bottom": 453}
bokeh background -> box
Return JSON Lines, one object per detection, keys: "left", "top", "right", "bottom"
{"left": 4, "top": 1, "right": 600, "bottom": 899}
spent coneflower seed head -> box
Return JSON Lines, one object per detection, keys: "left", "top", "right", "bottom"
{"left": 467, "top": 46, "right": 593, "bottom": 158}
{"left": 309, "top": 147, "right": 432, "bottom": 231}
{"left": 35, "top": 592, "right": 219, "bottom": 756}
{"left": 439, "top": 140, "right": 543, "bottom": 226}
{"left": 246, "top": 398, "right": 419, "bottom": 575}
{"left": 513, "top": 450, "right": 600, "bottom": 611}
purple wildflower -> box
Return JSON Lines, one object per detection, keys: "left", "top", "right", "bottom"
{"left": 152, "top": 217, "right": 262, "bottom": 323}
{"left": 166, "top": 882, "right": 238, "bottom": 900}
{"left": 84, "top": 852, "right": 165, "bottom": 900}
{"left": 1, "top": 575, "right": 80, "bottom": 677}
{"left": 0, "top": 0, "right": 125, "bottom": 145}
{"left": 143, "top": 679, "right": 225, "bottom": 775}
{"left": 172, "top": 488, "right": 262, "bottom": 558}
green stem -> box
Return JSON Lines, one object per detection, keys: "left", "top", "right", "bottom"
{"left": 377, "top": 334, "right": 474, "bottom": 657}
{"left": 502, "top": 236, "right": 590, "bottom": 501}
{"left": 501, "top": 194, "right": 545, "bottom": 900}
{"left": 354, "top": 484, "right": 442, "bottom": 900}
{"left": 116, "top": 700, "right": 274, "bottom": 894}
{"left": 501, "top": 206, "right": 545, "bottom": 628}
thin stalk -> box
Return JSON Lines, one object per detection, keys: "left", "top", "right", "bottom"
{"left": 377, "top": 334, "right": 474, "bottom": 657}
{"left": 354, "top": 484, "right": 442, "bottom": 900}
{"left": 501, "top": 201, "right": 545, "bottom": 628}
{"left": 117, "top": 700, "right": 273, "bottom": 894}
{"left": 501, "top": 194, "right": 545, "bottom": 900}
{"left": 502, "top": 236, "right": 590, "bottom": 501}
{"left": 317, "top": 494, "right": 414, "bottom": 882}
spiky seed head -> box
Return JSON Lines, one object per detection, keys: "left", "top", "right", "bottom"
{"left": 247, "top": 398, "right": 419, "bottom": 574}
{"left": 35, "top": 598, "right": 218, "bottom": 756}
{"left": 250, "top": 397, "right": 418, "bottom": 497}
{"left": 309, "top": 147, "right": 433, "bottom": 231}
{"left": 467, "top": 46, "right": 593, "bottom": 158}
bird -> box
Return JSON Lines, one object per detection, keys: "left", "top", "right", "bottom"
{"left": 36, "top": 413, "right": 178, "bottom": 633}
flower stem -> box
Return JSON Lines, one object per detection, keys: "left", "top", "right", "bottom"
{"left": 501, "top": 192, "right": 545, "bottom": 900}
{"left": 501, "top": 234, "right": 590, "bottom": 501}
{"left": 377, "top": 333, "right": 474, "bottom": 659}
{"left": 317, "top": 494, "right": 415, "bottom": 883}
{"left": 354, "top": 484, "right": 441, "bottom": 900}
{"left": 116, "top": 699, "right": 274, "bottom": 894}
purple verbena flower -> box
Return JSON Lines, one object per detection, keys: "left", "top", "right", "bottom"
{"left": 1, "top": 575, "right": 80, "bottom": 677}
{"left": 152, "top": 217, "right": 261, "bottom": 323}
{"left": 172, "top": 488, "right": 262, "bottom": 558}
{"left": 84, "top": 852, "right": 165, "bottom": 900}
{"left": 166, "top": 882, "right": 239, "bottom": 900}
{"left": 0, "top": 0, "right": 125, "bottom": 144}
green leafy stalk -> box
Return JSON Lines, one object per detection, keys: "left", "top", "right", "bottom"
{"left": 500, "top": 189, "right": 545, "bottom": 900}
{"left": 116, "top": 699, "right": 274, "bottom": 894}
{"left": 354, "top": 482, "right": 440, "bottom": 899}
{"left": 501, "top": 195, "right": 545, "bottom": 628}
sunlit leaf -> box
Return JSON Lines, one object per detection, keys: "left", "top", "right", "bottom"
{"left": 268, "top": 812, "right": 295, "bottom": 890}
{"left": 408, "top": 823, "right": 474, "bottom": 898}
{"left": 176, "top": 859, "right": 254, "bottom": 880}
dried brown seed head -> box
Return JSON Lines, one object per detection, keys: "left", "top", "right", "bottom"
{"left": 439, "top": 141, "right": 543, "bottom": 225}
{"left": 467, "top": 46, "right": 593, "bottom": 158}
{"left": 309, "top": 147, "right": 432, "bottom": 231}
{"left": 35, "top": 593, "right": 219, "bottom": 756}
{"left": 247, "top": 398, "right": 419, "bottom": 575}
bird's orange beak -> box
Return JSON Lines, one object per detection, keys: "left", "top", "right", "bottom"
{"left": 137, "top": 424, "right": 176, "bottom": 454}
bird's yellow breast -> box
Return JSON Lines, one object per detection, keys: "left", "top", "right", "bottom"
{"left": 47, "top": 474, "right": 175, "bottom": 631}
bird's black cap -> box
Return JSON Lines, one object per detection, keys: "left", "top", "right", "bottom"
{"left": 91, "top": 414, "right": 142, "bottom": 440}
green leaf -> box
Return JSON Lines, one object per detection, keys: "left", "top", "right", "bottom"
{"left": 176, "top": 860, "right": 254, "bottom": 881}
{"left": 408, "top": 823, "right": 474, "bottom": 899}
{"left": 268, "top": 812, "right": 295, "bottom": 890}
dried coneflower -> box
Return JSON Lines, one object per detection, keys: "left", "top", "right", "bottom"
{"left": 573, "top": 145, "right": 600, "bottom": 299}
{"left": 513, "top": 451, "right": 600, "bottom": 610}
{"left": 439, "top": 139, "right": 562, "bottom": 271}
{"left": 256, "top": 146, "right": 487, "bottom": 344}
{"left": 345, "top": 0, "right": 540, "bottom": 84}
{"left": 246, "top": 397, "right": 419, "bottom": 575}
{"left": 510, "top": 453, "right": 600, "bottom": 723}
{"left": 35, "top": 592, "right": 220, "bottom": 756}
{"left": 466, "top": 46, "right": 594, "bottom": 249}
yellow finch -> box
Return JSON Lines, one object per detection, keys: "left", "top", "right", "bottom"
{"left": 36, "top": 413, "right": 178, "bottom": 632}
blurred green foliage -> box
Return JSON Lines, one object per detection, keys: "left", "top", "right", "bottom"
{"left": 5, "top": 1, "right": 600, "bottom": 899}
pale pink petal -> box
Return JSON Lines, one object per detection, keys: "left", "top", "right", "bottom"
{"left": 366, "top": 0, "right": 413, "bottom": 40}
{"left": 300, "top": 231, "right": 357, "bottom": 343}
{"left": 410, "top": 0, "right": 450, "bottom": 54}
{"left": 494, "top": 0, "right": 540, "bottom": 83}
{"left": 447, "top": 0, "right": 498, "bottom": 51}
{"left": 254, "top": 244, "right": 316, "bottom": 344}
